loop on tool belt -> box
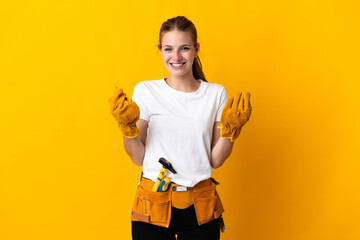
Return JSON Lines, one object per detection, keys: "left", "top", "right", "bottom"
{"left": 131, "top": 177, "right": 225, "bottom": 228}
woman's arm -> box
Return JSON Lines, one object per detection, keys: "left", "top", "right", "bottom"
{"left": 123, "top": 119, "right": 148, "bottom": 166}
{"left": 211, "top": 121, "right": 235, "bottom": 169}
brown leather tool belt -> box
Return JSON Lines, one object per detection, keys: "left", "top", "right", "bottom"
{"left": 131, "top": 177, "right": 225, "bottom": 228}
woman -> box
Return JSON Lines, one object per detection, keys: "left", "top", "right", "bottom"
{"left": 109, "top": 16, "right": 252, "bottom": 240}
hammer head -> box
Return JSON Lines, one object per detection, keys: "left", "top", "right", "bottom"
{"left": 159, "top": 157, "right": 177, "bottom": 174}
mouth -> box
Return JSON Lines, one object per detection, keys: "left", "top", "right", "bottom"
{"left": 170, "top": 62, "right": 186, "bottom": 68}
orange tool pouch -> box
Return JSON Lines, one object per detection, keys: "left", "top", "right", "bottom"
{"left": 131, "top": 177, "right": 225, "bottom": 228}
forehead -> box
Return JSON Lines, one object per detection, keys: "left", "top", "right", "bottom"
{"left": 161, "top": 30, "right": 193, "bottom": 46}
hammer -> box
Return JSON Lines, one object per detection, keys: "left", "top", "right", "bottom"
{"left": 152, "top": 157, "right": 177, "bottom": 192}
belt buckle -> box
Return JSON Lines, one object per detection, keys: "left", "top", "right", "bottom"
{"left": 172, "top": 186, "right": 190, "bottom": 192}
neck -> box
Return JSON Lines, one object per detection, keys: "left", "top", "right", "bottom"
{"left": 165, "top": 74, "right": 200, "bottom": 93}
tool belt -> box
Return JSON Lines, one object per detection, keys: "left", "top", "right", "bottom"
{"left": 131, "top": 177, "right": 225, "bottom": 228}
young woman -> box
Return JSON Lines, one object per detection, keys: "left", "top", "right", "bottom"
{"left": 109, "top": 16, "right": 252, "bottom": 240}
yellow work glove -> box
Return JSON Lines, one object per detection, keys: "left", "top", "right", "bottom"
{"left": 108, "top": 87, "right": 140, "bottom": 138}
{"left": 218, "top": 92, "right": 252, "bottom": 142}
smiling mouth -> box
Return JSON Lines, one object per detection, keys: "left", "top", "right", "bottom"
{"left": 170, "top": 62, "right": 186, "bottom": 66}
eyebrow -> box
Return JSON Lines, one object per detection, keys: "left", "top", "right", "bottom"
{"left": 163, "top": 44, "right": 190, "bottom": 48}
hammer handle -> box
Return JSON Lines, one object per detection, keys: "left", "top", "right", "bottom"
{"left": 151, "top": 167, "right": 167, "bottom": 192}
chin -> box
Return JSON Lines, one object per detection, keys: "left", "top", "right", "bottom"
{"left": 170, "top": 72, "right": 190, "bottom": 77}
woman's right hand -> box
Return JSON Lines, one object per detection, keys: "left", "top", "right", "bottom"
{"left": 108, "top": 87, "right": 140, "bottom": 138}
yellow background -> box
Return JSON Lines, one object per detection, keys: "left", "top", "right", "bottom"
{"left": 1, "top": 0, "right": 359, "bottom": 239}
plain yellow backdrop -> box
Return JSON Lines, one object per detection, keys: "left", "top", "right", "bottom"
{"left": 1, "top": 0, "right": 359, "bottom": 239}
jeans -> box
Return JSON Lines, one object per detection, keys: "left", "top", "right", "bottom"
{"left": 132, "top": 204, "right": 221, "bottom": 240}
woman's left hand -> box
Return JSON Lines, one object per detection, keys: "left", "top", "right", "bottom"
{"left": 217, "top": 92, "right": 252, "bottom": 142}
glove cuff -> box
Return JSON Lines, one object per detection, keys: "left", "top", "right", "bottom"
{"left": 119, "top": 122, "right": 140, "bottom": 138}
{"left": 217, "top": 123, "right": 242, "bottom": 142}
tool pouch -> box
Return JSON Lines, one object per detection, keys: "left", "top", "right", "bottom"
{"left": 131, "top": 177, "right": 225, "bottom": 229}
{"left": 131, "top": 184, "right": 172, "bottom": 228}
{"left": 193, "top": 180, "right": 225, "bottom": 226}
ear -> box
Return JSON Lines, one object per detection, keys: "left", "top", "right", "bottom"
{"left": 195, "top": 43, "right": 199, "bottom": 57}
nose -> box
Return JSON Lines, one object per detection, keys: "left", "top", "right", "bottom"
{"left": 173, "top": 50, "right": 182, "bottom": 61}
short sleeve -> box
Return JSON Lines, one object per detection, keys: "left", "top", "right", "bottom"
{"left": 132, "top": 82, "right": 150, "bottom": 121}
{"left": 215, "top": 86, "right": 228, "bottom": 121}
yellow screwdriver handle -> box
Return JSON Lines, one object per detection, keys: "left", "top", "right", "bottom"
{"left": 159, "top": 177, "right": 171, "bottom": 192}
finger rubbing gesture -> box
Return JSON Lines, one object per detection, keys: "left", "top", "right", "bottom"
{"left": 109, "top": 86, "right": 140, "bottom": 138}
{"left": 218, "top": 91, "right": 252, "bottom": 142}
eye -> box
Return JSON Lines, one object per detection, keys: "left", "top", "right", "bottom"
{"left": 164, "top": 48, "right": 172, "bottom": 51}
{"left": 182, "top": 47, "right": 190, "bottom": 51}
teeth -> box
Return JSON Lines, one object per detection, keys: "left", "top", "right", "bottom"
{"left": 172, "top": 63, "right": 182, "bottom": 67}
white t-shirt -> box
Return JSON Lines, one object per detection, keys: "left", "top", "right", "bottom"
{"left": 132, "top": 77, "right": 228, "bottom": 187}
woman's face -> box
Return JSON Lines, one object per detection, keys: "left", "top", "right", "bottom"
{"left": 159, "top": 30, "right": 199, "bottom": 78}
